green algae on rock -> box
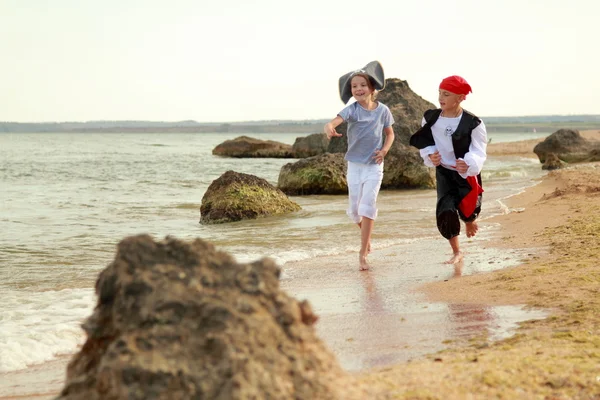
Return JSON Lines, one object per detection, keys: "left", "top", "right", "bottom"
{"left": 278, "top": 153, "right": 348, "bottom": 195}
{"left": 200, "top": 170, "right": 301, "bottom": 224}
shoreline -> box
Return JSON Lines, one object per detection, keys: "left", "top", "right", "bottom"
{"left": 2, "top": 130, "right": 599, "bottom": 399}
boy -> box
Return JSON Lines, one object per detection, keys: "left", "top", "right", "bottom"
{"left": 409, "top": 75, "right": 487, "bottom": 264}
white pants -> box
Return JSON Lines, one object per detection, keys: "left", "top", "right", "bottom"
{"left": 346, "top": 161, "right": 384, "bottom": 223}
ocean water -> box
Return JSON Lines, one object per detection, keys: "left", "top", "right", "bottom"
{"left": 0, "top": 131, "right": 548, "bottom": 373}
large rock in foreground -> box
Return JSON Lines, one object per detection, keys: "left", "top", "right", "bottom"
{"left": 57, "top": 235, "right": 358, "bottom": 400}
{"left": 278, "top": 153, "right": 348, "bottom": 195}
{"left": 201, "top": 170, "right": 300, "bottom": 224}
{"left": 212, "top": 136, "right": 294, "bottom": 158}
{"left": 533, "top": 129, "right": 600, "bottom": 163}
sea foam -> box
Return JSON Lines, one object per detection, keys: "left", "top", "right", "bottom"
{"left": 0, "top": 288, "right": 95, "bottom": 372}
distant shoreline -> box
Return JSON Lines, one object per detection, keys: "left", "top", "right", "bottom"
{"left": 2, "top": 115, "right": 600, "bottom": 134}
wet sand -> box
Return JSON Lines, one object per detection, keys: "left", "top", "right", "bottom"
{"left": 0, "top": 356, "right": 69, "bottom": 400}
{"left": 2, "top": 130, "right": 599, "bottom": 399}
{"left": 280, "top": 235, "right": 547, "bottom": 372}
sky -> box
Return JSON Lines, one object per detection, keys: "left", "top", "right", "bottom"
{"left": 1, "top": 0, "right": 598, "bottom": 122}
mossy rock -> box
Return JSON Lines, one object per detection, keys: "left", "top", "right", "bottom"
{"left": 200, "top": 171, "right": 301, "bottom": 224}
{"left": 278, "top": 153, "right": 348, "bottom": 195}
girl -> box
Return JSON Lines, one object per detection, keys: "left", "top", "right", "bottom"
{"left": 410, "top": 75, "right": 488, "bottom": 264}
{"left": 324, "top": 61, "right": 395, "bottom": 271}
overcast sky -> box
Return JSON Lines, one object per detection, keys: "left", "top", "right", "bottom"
{"left": 1, "top": 0, "right": 598, "bottom": 122}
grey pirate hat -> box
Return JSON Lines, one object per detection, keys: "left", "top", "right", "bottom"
{"left": 338, "top": 60, "right": 385, "bottom": 104}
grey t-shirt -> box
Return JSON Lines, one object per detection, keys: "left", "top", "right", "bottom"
{"left": 338, "top": 102, "right": 395, "bottom": 164}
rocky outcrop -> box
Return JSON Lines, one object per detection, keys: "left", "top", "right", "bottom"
{"left": 278, "top": 148, "right": 433, "bottom": 195}
{"left": 200, "top": 171, "right": 300, "bottom": 224}
{"left": 212, "top": 136, "right": 294, "bottom": 158}
{"left": 292, "top": 133, "right": 329, "bottom": 158}
{"left": 382, "top": 143, "right": 435, "bottom": 189}
{"left": 278, "top": 153, "right": 348, "bottom": 195}
{"left": 376, "top": 78, "right": 439, "bottom": 145}
{"left": 57, "top": 235, "right": 360, "bottom": 400}
{"left": 533, "top": 129, "right": 600, "bottom": 163}
{"left": 542, "top": 153, "right": 564, "bottom": 170}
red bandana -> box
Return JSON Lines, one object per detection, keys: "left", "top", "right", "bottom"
{"left": 439, "top": 75, "right": 472, "bottom": 96}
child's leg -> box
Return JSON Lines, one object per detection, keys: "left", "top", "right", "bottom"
{"left": 346, "top": 162, "right": 363, "bottom": 224}
{"left": 356, "top": 220, "right": 371, "bottom": 253}
{"left": 437, "top": 196, "right": 464, "bottom": 264}
{"left": 445, "top": 235, "right": 464, "bottom": 264}
{"left": 356, "top": 164, "right": 383, "bottom": 270}
{"left": 359, "top": 217, "right": 374, "bottom": 270}
{"left": 436, "top": 202, "right": 461, "bottom": 239}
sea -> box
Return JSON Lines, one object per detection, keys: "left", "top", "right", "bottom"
{"left": 0, "top": 130, "right": 552, "bottom": 374}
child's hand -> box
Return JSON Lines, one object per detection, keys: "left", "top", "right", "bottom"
{"left": 324, "top": 123, "right": 342, "bottom": 139}
{"left": 455, "top": 159, "right": 469, "bottom": 174}
{"left": 373, "top": 149, "right": 387, "bottom": 164}
{"left": 428, "top": 151, "right": 441, "bottom": 166}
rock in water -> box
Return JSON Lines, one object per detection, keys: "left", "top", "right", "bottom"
{"left": 291, "top": 133, "right": 330, "bottom": 158}
{"left": 278, "top": 153, "right": 348, "bottom": 195}
{"left": 200, "top": 170, "right": 301, "bottom": 224}
{"left": 212, "top": 136, "right": 294, "bottom": 158}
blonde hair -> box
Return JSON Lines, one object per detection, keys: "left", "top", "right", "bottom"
{"left": 351, "top": 73, "right": 378, "bottom": 101}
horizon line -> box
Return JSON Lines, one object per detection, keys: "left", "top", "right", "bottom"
{"left": 2, "top": 113, "right": 600, "bottom": 125}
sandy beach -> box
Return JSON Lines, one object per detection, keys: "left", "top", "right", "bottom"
{"left": 356, "top": 130, "right": 600, "bottom": 399}
{"left": 2, "top": 130, "right": 599, "bottom": 400}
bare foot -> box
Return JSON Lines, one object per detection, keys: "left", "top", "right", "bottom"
{"left": 359, "top": 255, "right": 371, "bottom": 271}
{"left": 443, "top": 252, "right": 464, "bottom": 264}
{"left": 465, "top": 221, "right": 479, "bottom": 238}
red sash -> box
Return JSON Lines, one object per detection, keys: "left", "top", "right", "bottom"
{"left": 458, "top": 175, "right": 483, "bottom": 218}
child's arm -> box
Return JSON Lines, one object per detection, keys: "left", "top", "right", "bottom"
{"left": 456, "top": 121, "right": 488, "bottom": 177}
{"left": 373, "top": 126, "right": 395, "bottom": 164}
{"left": 416, "top": 116, "right": 440, "bottom": 167}
{"left": 324, "top": 116, "right": 344, "bottom": 139}
{"left": 420, "top": 147, "right": 440, "bottom": 167}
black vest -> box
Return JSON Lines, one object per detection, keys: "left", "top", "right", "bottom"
{"left": 409, "top": 109, "right": 481, "bottom": 159}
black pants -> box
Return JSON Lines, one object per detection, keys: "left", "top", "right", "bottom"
{"left": 435, "top": 166, "right": 482, "bottom": 240}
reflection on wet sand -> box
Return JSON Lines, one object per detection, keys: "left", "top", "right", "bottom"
{"left": 281, "top": 245, "right": 547, "bottom": 372}
{"left": 353, "top": 272, "right": 403, "bottom": 369}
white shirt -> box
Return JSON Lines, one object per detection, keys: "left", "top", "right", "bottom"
{"left": 419, "top": 113, "right": 487, "bottom": 179}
